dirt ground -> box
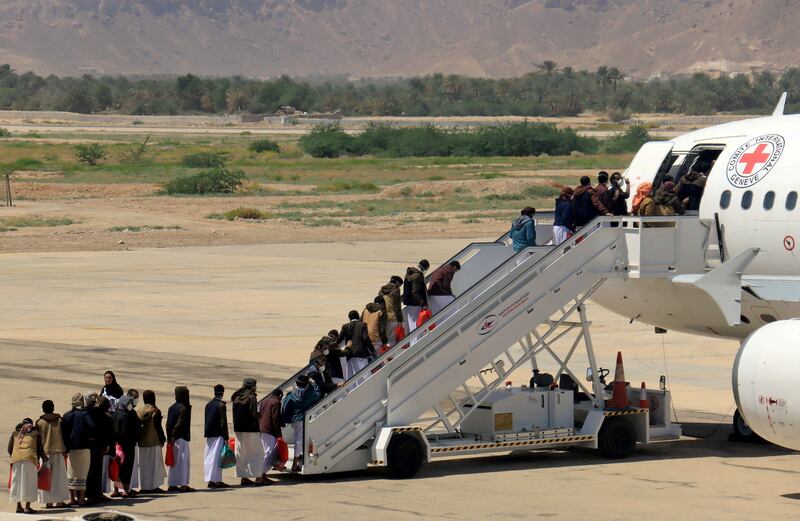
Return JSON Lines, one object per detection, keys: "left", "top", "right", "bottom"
{"left": 0, "top": 169, "right": 590, "bottom": 254}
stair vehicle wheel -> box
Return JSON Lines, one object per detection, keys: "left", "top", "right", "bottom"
{"left": 732, "top": 409, "right": 762, "bottom": 442}
{"left": 386, "top": 433, "right": 425, "bottom": 479}
{"left": 598, "top": 417, "right": 636, "bottom": 459}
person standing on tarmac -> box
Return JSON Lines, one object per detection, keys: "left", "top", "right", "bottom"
{"left": 509, "top": 207, "right": 536, "bottom": 252}
{"left": 427, "top": 260, "right": 461, "bottom": 314}
{"left": 402, "top": 259, "right": 430, "bottom": 333}
{"left": 231, "top": 378, "right": 267, "bottom": 487}
{"left": 203, "top": 385, "right": 230, "bottom": 489}
{"left": 166, "top": 386, "right": 194, "bottom": 493}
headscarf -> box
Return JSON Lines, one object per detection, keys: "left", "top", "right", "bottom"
{"left": 101, "top": 371, "right": 124, "bottom": 399}
{"left": 16, "top": 418, "right": 34, "bottom": 442}
{"left": 71, "top": 393, "right": 86, "bottom": 410}
{"left": 631, "top": 182, "right": 653, "bottom": 215}
{"left": 84, "top": 392, "right": 98, "bottom": 409}
{"left": 115, "top": 395, "right": 134, "bottom": 412}
{"left": 143, "top": 390, "right": 156, "bottom": 407}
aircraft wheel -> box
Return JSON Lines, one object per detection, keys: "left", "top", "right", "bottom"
{"left": 732, "top": 409, "right": 763, "bottom": 442}
{"left": 598, "top": 417, "right": 636, "bottom": 459}
{"left": 386, "top": 433, "right": 425, "bottom": 479}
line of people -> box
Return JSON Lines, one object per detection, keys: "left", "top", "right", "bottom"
{"left": 7, "top": 371, "right": 324, "bottom": 514}
{"left": 550, "top": 170, "right": 697, "bottom": 244}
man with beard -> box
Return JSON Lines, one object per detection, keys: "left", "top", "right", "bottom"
{"left": 203, "top": 384, "right": 230, "bottom": 489}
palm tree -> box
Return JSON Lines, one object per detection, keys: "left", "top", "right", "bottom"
{"left": 595, "top": 66, "right": 611, "bottom": 91}
{"left": 608, "top": 67, "right": 626, "bottom": 91}
{"left": 535, "top": 60, "right": 559, "bottom": 76}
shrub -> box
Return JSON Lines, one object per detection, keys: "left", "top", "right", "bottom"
{"left": 163, "top": 168, "right": 245, "bottom": 195}
{"left": 208, "top": 207, "right": 273, "bottom": 220}
{"left": 74, "top": 143, "right": 107, "bottom": 166}
{"left": 315, "top": 180, "right": 379, "bottom": 193}
{"left": 249, "top": 139, "right": 281, "bottom": 153}
{"left": 180, "top": 151, "right": 230, "bottom": 168}
{"left": 9, "top": 158, "right": 44, "bottom": 170}
{"left": 298, "top": 123, "right": 356, "bottom": 158}
{"left": 0, "top": 128, "right": 10, "bottom": 138}
{"left": 602, "top": 126, "right": 651, "bottom": 154}
{"left": 607, "top": 108, "right": 631, "bottom": 123}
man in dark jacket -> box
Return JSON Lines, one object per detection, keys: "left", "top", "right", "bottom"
{"left": 203, "top": 385, "right": 229, "bottom": 489}
{"left": 553, "top": 186, "right": 575, "bottom": 245}
{"left": 402, "top": 259, "right": 430, "bottom": 333}
{"left": 428, "top": 260, "right": 461, "bottom": 314}
{"left": 62, "top": 394, "right": 94, "bottom": 506}
{"left": 85, "top": 396, "right": 113, "bottom": 505}
{"left": 379, "top": 276, "right": 404, "bottom": 344}
{"left": 339, "top": 310, "right": 375, "bottom": 379}
{"left": 601, "top": 171, "right": 631, "bottom": 216}
{"left": 676, "top": 170, "right": 706, "bottom": 211}
{"left": 573, "top": 175, "right": 612, "bottom": 227}
{"left": 111, "top": 396, "right": 140, "bottom": 498}
{"left": 231, "top": 378, "right": 266, "bottom": 486}
{"left": 258, "top": 389, "right": 284, "bottom": 479}
{"left": 166, "top": 386, "right": 193, "bottom": 492}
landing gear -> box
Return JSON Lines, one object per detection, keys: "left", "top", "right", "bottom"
{"left": 386, "top": 433, "right": 425, "bottom": 479}
{"left": 732, "top": 409, "right": 762, "bottom": 442}
{"left": 598, "top": 417, "right": 636, "bottom": 459}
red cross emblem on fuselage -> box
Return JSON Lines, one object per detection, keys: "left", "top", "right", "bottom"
{"left": 738, "top": 143, "right": 771, "bottom": 176}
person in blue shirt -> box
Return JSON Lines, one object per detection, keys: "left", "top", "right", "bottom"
{"left": 509, "top": 207, "right": 536, "bottom": 252}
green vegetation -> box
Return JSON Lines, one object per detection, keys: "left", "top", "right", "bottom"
{"left": 180, "top": 151, "right": 230, "bottom": 168}
{"left": 315, "top": 180, "right": 380, "bottom": 193}
{"left": 0, "top": 128, "right": 10, "bottom": 138}
{"left": 208, "top": 207, "right": 273, "bottom": 220}
{"left": 300, "top": 122, "right": 598, "bottom": 158}
{"left": 74, "top": 143, "right": 107, "bottom": 166}
{"left": 0, "top": 216, "right": 75, "bottom": 232}
{"left": 163, "top": 168, "right": 245, "bottom": 195}
{"left": 1, "top": 63, "right": 797, "bottom": 116}
{"left": 602, "top": 126, "right": 652, "bottom": 154}
{"left": 248, "top": 139, "right": 281, "bottom": 154}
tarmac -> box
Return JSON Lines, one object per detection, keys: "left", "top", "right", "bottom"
{"left": 1, "top": 239, "right": 799, "bottom": 520}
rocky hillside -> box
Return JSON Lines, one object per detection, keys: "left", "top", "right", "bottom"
{"left": 0, "top": 0, "right": 794, "bottom": 78}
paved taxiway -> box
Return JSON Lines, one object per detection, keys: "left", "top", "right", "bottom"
{"left": 1, "top": 239, "right": 797, "bottom": 520}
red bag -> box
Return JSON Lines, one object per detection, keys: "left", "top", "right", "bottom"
{"left": 227, "top": 437, "right": 236, "bottom": 453}
{"left": 394, "top": 323, "right": 406, "bottom": 342}
{"left": 165, "top": 442, "right": 175, "bottom": 467}
{"left": 276, "top": 437, "right": 289, "bottom": 464}
{"left": 108, "top": 457, "right": 120, "bottom": 482}
{"left": 7, "top": 464, "right": 11, "bottom": 490}
{"left": 37, "top": 462, "right": 52, "bottom": 492}
{"left": 417, "top": 308, "right": 432, "bottom": 327}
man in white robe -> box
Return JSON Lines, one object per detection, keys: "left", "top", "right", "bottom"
{"left": 203, "top": 384, "right": 230, "bottom": 488}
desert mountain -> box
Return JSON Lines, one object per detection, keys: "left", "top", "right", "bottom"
{"left": 0, "top": 0, "right": 794, "bottom": 79}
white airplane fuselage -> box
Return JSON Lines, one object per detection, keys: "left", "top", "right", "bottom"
{"left": 592, "top": 114, "right": 800, "bottom": 340}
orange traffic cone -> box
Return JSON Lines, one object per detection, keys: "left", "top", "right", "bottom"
{"left": 608, "top": 351, "right": 630, "bottom": 409}
{"left": 639, "top": 382, "right": 648, "bottom": 409}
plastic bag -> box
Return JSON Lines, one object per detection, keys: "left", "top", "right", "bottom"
{"left": 165, "top": 442, "right": 175, "bottom": 467}
{"left": 275, "top": 437, "right": 289, "bottom": 464}
{"left": 108, "top": 457, "right": 120, "bottom": 483}
{"left": 37, "top": 462, "right": 52, "bottom": 492}
{"left": 417, "top": 308, "right": 432, "bottom": 327}
{"left": 219, "top": 442, "right": 236, "bottom": 469}
{"left": 115, "top": 443, "right": 125, "bottom": 465}
{"left": 394, "top": 323, "right": 406, "bottom": 342}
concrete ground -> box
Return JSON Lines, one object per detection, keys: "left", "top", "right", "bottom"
{"left": 1, "top": 239, "right": 798, "bottom": 520}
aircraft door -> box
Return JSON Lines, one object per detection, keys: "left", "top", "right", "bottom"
{"left": 624, "top": 141, "right": 675, "bottom": 193}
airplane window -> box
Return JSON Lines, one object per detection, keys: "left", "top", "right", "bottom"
{"left": 720, "top": 190, "right": 731, "bottom": 209}
{"left": 741, "top": 190, "right": 753, "bottom": 210}
{"left": 763, "top": 191, "right": 775, "bottom": 210}
{"left": 760, "top": 313, "right": 777, "bottom": 323}
{"left": 787, "top": 192, "right": 798, "bottom": 210}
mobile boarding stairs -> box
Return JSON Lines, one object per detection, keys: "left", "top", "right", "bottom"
{"left": 273, "top": 215, "right": 756, "bottom": 478}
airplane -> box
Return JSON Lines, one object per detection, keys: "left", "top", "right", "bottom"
{"left": 589, "top": 93, "right": 800, "bottom": 447}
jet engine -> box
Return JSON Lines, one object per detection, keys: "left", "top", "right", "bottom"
{"left": 733, "top": 320, "right": 800, "bottom": 450}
